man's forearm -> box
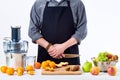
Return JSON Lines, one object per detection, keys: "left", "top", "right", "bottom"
{"left": 62, "top": 37, "right": 78, "bottom": 50}
{"left": 36, "top": 38, "right": 49, "bottom": 49}
{"left": 36, "top": 37, "right": 78, "bottom": 51}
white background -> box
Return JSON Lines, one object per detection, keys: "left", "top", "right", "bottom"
{"left": 0, "top": 0, "right": 120, "bottom": 67}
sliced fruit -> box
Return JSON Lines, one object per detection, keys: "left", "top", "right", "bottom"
{"left": 70, "top": 65, "right": 80, "bottom": 71}
{"left": 49, "top": 61, "right": 56, "bottom": 68}
{"left": 65, "top": 67, "right": 70, "bottom": 71}
{"left": 59, "top": 62, "right": 69, "bottom": 66}
{"left": 56, "top": 64, "right": 62, "bottom": 68}
{"left": 41, "top": 61, "right": 49, "bottom": 69}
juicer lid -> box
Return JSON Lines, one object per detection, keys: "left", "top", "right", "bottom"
{"left": 11, "top": 25, "right": 21, "bottom": 28}
{"left": 11, "top": 25, "right": 21, "bottom": 42}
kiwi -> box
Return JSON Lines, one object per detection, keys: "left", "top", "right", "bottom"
{"left": 69, "top": 65, "right": 80, "bottom": 71}
{"left": 65, "top": 67, "right": 70, "bottom": 71}
{"left": 114, "top": 55, "right": 118, "bottom": 60}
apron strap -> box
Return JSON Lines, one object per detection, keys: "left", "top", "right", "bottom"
{"left": 66, "top": 0, "right": 70, "bottom": 7}
{"left": 46, "top": 1, "right": 49, "bottom": 7}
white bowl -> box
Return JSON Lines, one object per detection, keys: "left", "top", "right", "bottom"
{"left": 91, "top": 57, "right": 118, "bottom": 72}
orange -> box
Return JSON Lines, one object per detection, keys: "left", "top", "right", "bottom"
{"left": 27, "top": 70, "right": 34, "bottom": 75}
{"left": 6, "top": 67, "right": 14, "bottom": 75}
{"left": 17, "top": 69, "right": 23, "bottom": 76}
{"left": 26, "top": 65, "right": 34, "bottom": 72}
{"left": 0, "top": 66, "right": 7, "bottom": 73}
{"left": 41, "top": 61, "right": 49, "bottom": 69}
{"left": 46, "top": 60, "right": 51, "bottom": 63}
{"left": 49, "top": 67, "right": 54, "bottom": 71}
{"left": 49, "top": 61, "right": 56, "bottom": 68}
{"left": 44, "top": 67, "right": 54, "bottom": 71}
{"left": 44, "top": 67, "right": 51, "bottom": 71}
{"left": 34, "top": 62, "right": 41, "bottom": 69}
{"left": 41, "top": 60, "right": 56, "bottom": 69}
{"left": 16, "top": 66, "right": 24, "bottom": 73}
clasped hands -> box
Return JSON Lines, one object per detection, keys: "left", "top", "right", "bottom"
{"left": 47, "top": 44, "right": 66, "bottom": 59}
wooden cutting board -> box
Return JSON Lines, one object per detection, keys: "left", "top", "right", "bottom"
{"left": 41, "top": 65, "right": 82, "bottom": 75}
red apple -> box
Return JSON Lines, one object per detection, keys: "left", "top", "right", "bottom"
{"left": 107, "top": 66, "right": 117, "bottom": 76}
{"left": 106, "top": 53, "right": 113, "bottom": 59}
{"left": 90, "top": 66, "right": 100, "bottom": 75}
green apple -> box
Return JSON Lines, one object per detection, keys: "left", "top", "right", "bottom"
{"left": 82, "top": 61, "right": 92, "bottom": 72}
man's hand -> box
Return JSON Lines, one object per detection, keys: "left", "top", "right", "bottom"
{"left": 52, "top": 44, "right": 66, "bottom": 59}
{"left": 47, "top": 45, "right": 57, "bottom": 57}
{"left": 47, "top": 44, "right": 65, "bottom": 59}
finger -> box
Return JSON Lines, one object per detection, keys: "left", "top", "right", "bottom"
{"left": 49, "top": 52, "right": 56, "bottom": 56}
{"left": 48, "top": 48, "right": 54, "bottom": 53}
{"left": 50, "top": 53, "right": 58, "bottom": 59}
{"left": 59, "top": 56, "right": 63, "bottom": 59}
{"left": 49, "top": 51, "right": 58, "bottom": 58}
{"left": 49, "top": 50, "right": 57, "bottom": 56}
{"left": 52, "top": 55, "right": 58, "bottom": 59}
{"left": 54, "top": 53, "right": 63, "bottom": 59}
{"left": 55, "top": 53, "right": 63, "bottom": 58}
{"left": 56, "top": 55, "right": 63, "bottom": 59}
{"left": 52, "top": 49, "right": 57, "bottom": 54}
{"left": 50, "top": 53, "right": 57, "bottom": 57}
{"left": 54, "top": 56, "right": 60, "bottom": 59}
{"left": 61, "top": 54, "right": 65, "bottom": 58}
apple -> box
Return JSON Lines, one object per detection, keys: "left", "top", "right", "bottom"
{"left": 107, "top": 66, "right": 117, "bottom": 76}
{"left": 90, "top": 66, "right": 100, "bottom": 75}
{"left": 82, "top": 61, "right": 92, "bottom": 72}
{"left": 106, "top": 53, "right": 113, "bottom": 59}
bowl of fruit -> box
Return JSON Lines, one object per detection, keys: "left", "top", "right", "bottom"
{"left": 91, "top": 52, "right": 118, "bottom": 72}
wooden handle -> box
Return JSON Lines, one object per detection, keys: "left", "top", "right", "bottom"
{"left": 64, "top": 54, "right": 80, "bottom": 58}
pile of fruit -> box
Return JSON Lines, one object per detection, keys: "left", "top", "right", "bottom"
{"left": 96, "top": 52, "right": 118, "bottom": 62}
{"left": 41, "top": 60, "right": 80, "bottom": 72}
{"left": 82, "top": 61, "right": 100, "bottom": 75}
{"left": 0, "top": 62, "right": 41, "bottom": 76}
{"left": 82, "top": 51, "right": 119, "bottom": 76}
{"left": 82, "top": 60, "right": 117, "bottom": 76}
{"left": 92, "top": 52, "right": 118, "bottom": 72}
{"left": 41, "top": 60, "right": 56, "bottom": 71}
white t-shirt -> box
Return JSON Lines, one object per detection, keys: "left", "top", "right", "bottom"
{"left": 56, "top": 0, "right": 62, "bottom": 2}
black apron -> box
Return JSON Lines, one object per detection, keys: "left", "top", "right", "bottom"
{"left": 37, "top": 1, "right": 80, "bottom": 65}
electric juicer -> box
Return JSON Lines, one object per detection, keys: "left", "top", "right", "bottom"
{"left": 3, "top": 26, "right": 28, "bottom": 69}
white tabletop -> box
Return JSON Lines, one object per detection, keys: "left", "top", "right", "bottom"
{"left": 0, "top": 66, "right": 120, "bottom": 80}
{"left": 0, "top": 53, "right": 120, "bottom": 80}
